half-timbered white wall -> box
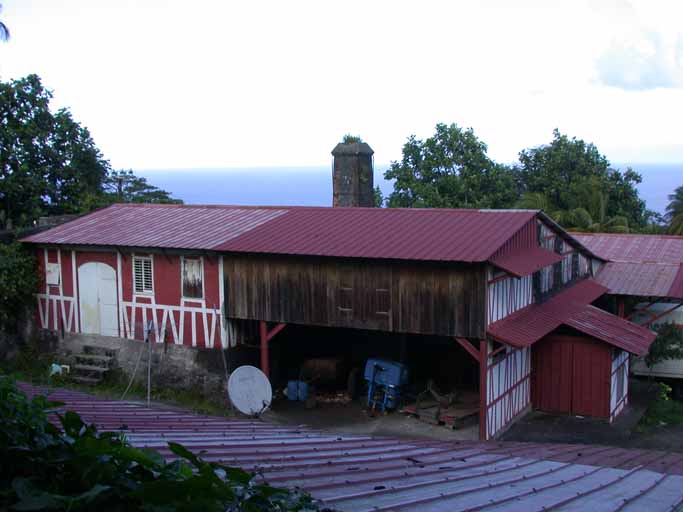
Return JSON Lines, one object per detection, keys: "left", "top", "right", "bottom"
{"left": 610, "top": 350, "right": 629, "bottom": 422}
{"left": 487, "top": 272, "right": 533, "bottom": 324}
{"left": 485, "top": 345, "right": 531, "bottom": 439}
{"left": 35, "top": 248, "right": 234, "bottom": 349}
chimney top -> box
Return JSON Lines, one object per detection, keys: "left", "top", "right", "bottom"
{"left": 331, "top": 142, "right": 374, "bottom": 157}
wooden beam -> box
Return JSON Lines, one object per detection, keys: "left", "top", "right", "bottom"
{"left": 479, "top": 339, "right": 488, "bottom": 441}
{"left": 259, "top": 321, "right": 287, "bottom": 378}
{"left": 455, "top": 337, "right": 480, "bottom": 362}
{"left": 642, "top": 303, "right": 683, "bottom": 327}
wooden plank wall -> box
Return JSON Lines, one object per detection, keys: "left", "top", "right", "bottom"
{"left": 223, "top": 254, "right": 486, "bottom": 338}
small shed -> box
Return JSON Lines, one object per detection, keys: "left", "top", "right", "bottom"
{"left": 488, "top": 280, "right": 655, "bottom": 421}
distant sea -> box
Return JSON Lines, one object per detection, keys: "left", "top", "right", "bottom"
{"left": 137, "top": 163, "right": 681, "bottom": 214}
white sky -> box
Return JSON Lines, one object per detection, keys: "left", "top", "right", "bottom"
{"left": 2, "top": 0, "right": 683, "bottom": 169}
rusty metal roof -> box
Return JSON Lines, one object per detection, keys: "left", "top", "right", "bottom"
{"left": 490, "top": 246, "right": 563, "bottom": 277}
{"left": 488, "top": 279, "right": 656, "bottom": 355}
{"left": 574, "top": 233, "right": 683, "bottom": 264}
{"left": 572, "top": 233, "right": 683, "bottom": 299}
{"left": 593, "top": 262, "right": 683, "bottom": 299}
{"left": 18, "top": 382, "right": 683, "bottom": 511}
{"left": 22, "top": 204, "right": 541, "bottom": 263}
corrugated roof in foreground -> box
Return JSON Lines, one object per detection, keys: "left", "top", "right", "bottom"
{"left": 22, "top": 204, "right": 540, "bottom": 263}
{"left": 18, "top": 382, "right": 683, "bottom": 512}
{"left": 488, "top": 279, "right": 656, "bottom": 355}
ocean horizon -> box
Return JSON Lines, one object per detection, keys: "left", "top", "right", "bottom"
{"left": 136, "top": 163, "right": 681, "bottom": 214}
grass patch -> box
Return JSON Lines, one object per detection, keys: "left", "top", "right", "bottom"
{"left": 1, "top": 343, "right": 231, "bottom": 418}
{"left": 637, "top": 382, "right": 683, "bottom": 432}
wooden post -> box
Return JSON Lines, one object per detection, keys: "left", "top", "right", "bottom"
{"left": 479, "top": 339, "right": 488, "bottom": 441}
{"left": 259, "top": 321, "right": 287, "bottom": 379}
{"left": 259, "top": 321, "right": 269, "bottom": 378}
{"left": 617, "top": 297, "right": 625, "bottom": 318}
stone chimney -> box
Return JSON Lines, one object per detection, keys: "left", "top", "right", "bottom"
{"left": 331, "top": 141, "right": 374, "bottom": 207}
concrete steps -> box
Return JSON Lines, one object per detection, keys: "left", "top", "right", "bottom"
{"left": 70, "top": 345, "right": 118, "bottom": 385}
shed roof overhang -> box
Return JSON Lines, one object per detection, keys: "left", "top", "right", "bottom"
{"left": 489, "top": 246, "right": 563, "bottom": 278}
{"left": 487, "top": 279, "right": 656, "bottom": 356}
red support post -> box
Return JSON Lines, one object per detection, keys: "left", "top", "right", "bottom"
{"left": 455, "top": 337, "right": 481, "bottom": 362}
{"left": 617, "top": 297, "right": 625, "bottom": 318}
{"left": 259, "top": 321, "right": 286, "bottom": 379}
{"left": 259, "top": 321, "right": 269, "bottom": 378}
{"left": 479, "top": 339, "right": 488, "bottom": 441}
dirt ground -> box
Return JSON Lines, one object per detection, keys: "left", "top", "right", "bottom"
{"left": 502, "top": 379, "right": 683, "bottom": 453}
{"left": 263, "top": 398, "right": 479, "bottom": 442}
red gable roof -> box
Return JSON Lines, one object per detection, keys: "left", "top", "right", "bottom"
{"left": 593, "top": 262, "right": 683, "bottom": 299}
{"left": 573, "top": 232, "right": 683, "bottom": 264}
{"left": 22, "top": 204, "right": 541, "bottom": 263}
{"left": 487, "top": 279, "right": 655, "bottom": 355}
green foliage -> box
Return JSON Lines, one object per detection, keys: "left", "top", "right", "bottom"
{"left": 639, "top": 382, "right": 683, "bottom": 430}
{"left": 0, "top": 376, "right": 321, "bottom": 511}
{"left": 645, "top": 323, "right": 683, "bottom": 368}
{"left": 373, "top": 186, "right": 384, "bottom": 208}
{"left": 384, "top": 123, "right": 518, "bottom": 209}
{"left": 666, "top": 185, "right": 683, "bottom": 235}
{"left": 516, "top": 129, "right": 647, "bottom": 230}
{"left": 0, "top": 243, "right": 38, "bottom": 332}
{"left": 341, "top": 134, "right": 363, "bottom": 144}
{"left": 0, "top": 75, "right": 181, "bottom": 229}
{"left": 102, "top": 170, "right": 182, "bottom": 205}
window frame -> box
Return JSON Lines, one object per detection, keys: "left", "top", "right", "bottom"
{"left": 181, "top": 255, "right": 205, "bottom": 300}
{"left": 132, "top": 255, "right": 154, "bottom": 296}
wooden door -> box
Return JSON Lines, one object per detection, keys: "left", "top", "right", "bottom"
{"left": 571, "top": 337, "right": 610, "bottom": 417}
{"left": 532, "top": 336, "right": 573, "bottom": 414}
{"left": 78, "top": 262, "right": 118, "bottom": 337}
{"left": 532, "top": 335, "right": 610, "bottom": 418}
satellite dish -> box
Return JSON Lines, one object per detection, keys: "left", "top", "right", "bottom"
{"left": 228, "top": 365, "right": 272, "bottom": 416}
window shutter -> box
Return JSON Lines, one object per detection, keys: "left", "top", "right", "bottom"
{"left": 134, "top": 257, "right": 153, "bottom": 294}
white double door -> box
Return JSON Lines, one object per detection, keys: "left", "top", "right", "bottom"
{"left": 78, "top": 262, "right": 118, "bottom": 337}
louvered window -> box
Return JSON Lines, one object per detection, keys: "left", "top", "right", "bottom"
{"left": 133, "top": 256, "right": 153, "bottom": 294}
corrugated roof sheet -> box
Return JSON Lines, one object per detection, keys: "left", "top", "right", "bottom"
{"left": 488, "top": 279, "right": 656, "bottom": 355}
{"left": 594, "top": 262, "right": 683, "bottom": 299}
{"left": 18, "top": 382, "right": 683, "bottom": 511}
{"left": 566, "top": 305, "right": 658, "bottom": 355}
{"left": 574, "top": 233, "right": 683, "bottom": 264}
{"left": 490, "top": 246, "right": 563, "bottom": 277}
{"left": 22, "top": 204, "right": 540, "bottom": 263}
{"left": 575, "top": 233, "right": 683, "bottom": 298}
{"left": 21, "top": 204, "right": 288, "bottom": 250}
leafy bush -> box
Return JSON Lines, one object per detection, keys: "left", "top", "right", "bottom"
{"left": 0, "top": 242, "right": 38, "bottom": 332}
{"left": 0, "top": 377, "right": 322, "bottom": 511}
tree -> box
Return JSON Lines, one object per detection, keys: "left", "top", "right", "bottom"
{"left": 0, "top": 74, "right": 179, "bottom": 228}
{"left": 517, "top": 129, "right": 648, "bottom": 230}
{"left": 666, "top": 185, "right": 683, "bottom": 235}
{"left": 102, "top": 170, "right": 182, "bottom": 205}
{"left": 384, "top": 123, "right": 519, "bottom": 209}
{"left": 0, "top": 3, "right": 9, "bottom": 41}
{"left": 0, "top": 243, "right": 37, "bottom": 332}
{"left": 645, "top": 323, "right": 683, "bottom": 368}
{"left": 0, "top": 75, "right": 110, "bottom": 228}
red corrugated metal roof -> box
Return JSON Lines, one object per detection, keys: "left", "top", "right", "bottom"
{"left": 490, "top": 246, "right": 563, "bottom": 277}
{"left": 487, "top": 279, "right": 655, "bottom": 355}
{"left": 573, "top": 233, "right": 683, "bottom": 299}
{"left": 22, "top": 204, "right": 540, "bottom": 263}
{"left": 574, "top": 233, "right": 683, "bottom": 264}
{"left": 594, "top": 262, "right": 683, "bottom": 299}
{"left": 566, "top": 305, "right": 657, "bottom": 355}
{"left": 21, "top": 204, "right": 288, "bottom": 250}
{"left": 17, "top": 382, "right": 683, "bottom": 511}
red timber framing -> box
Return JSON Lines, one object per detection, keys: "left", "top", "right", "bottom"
{"left": 632, "top": 302, "right": 683, "bottom": 327}
{"left": 610, "top": 350, "right": 630, "bottom": 422}
{"left": 455, "top": 337, "right": 532, "bottom": 440}
{"left": 259, "top": 321, "right": 286, "bottom": 378}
